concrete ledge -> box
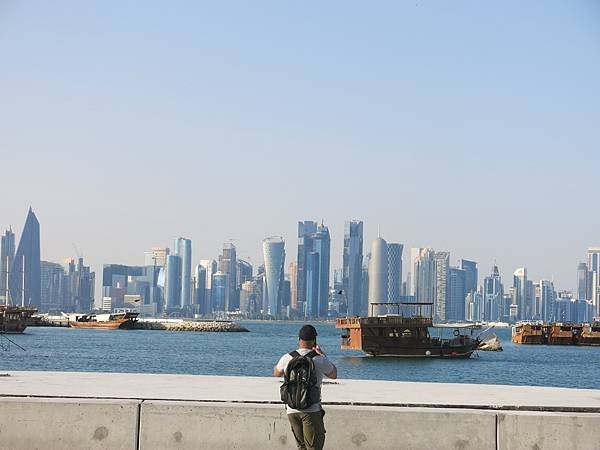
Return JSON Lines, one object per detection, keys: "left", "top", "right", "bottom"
{"left": 498, "top": 411, "right": 600, "bottom": 450}
{"left": 139, "top": 402, "right": 497, "bottom": 450}
{"left": 3, "top": 371, "right": 600, "bottom": 412}
{"left": 0, "top": 397, "right": 140, "bottom": 450}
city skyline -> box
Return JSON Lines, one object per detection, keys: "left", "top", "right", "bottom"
{"left": 0, "top": 206, "right": 597, "bottom": 297}
{"left": 3, "top": 206, "right": 598, "bottom": 323}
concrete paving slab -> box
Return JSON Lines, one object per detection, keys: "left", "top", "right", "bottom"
{"left": 2, "top": 371, "right": 600, "bottom": 412}
{"left": 0, "top": 397, "right": 140, "bottom": 450}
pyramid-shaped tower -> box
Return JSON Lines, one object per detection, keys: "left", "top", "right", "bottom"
{"left": 9, "top": 208, "right": 41, "bottom": 307}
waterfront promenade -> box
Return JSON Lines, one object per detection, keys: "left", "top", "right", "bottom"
{"left": 1, "top": 371, "right": 599, "bottom": 449}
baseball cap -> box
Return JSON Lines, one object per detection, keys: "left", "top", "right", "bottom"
{"left": 299, "top": 324, "right": 318, "bottom": 341}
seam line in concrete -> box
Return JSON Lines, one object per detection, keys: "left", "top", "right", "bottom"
{"left": 495, "top": 413, "right": 499, "bottom": 450}
{"left": 136, "top": 400, "right": 143, "bottom": 450}
{"left": 1, "top": 394, "right": 600, "bottom": 414}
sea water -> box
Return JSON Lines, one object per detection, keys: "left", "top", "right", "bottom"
{"left": 2, "top": 321, "right": 599, "bottom": 389}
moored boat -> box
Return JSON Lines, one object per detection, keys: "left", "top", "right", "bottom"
{"left": 335, "top": 302, "right": 480, "bottom": 358}
{"left": 0, "top": 305, "right": 37, "bottom": 333}
{"left": 68, "top": 312, "right": 139, "bottom": 329}
{"left": 512, "top": 321, "right": 600, "bottom": 346}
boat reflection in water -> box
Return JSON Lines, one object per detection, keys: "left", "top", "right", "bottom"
{"left": 335, "top": 302, "right": 480, "bottom": 358}
{"left": 67, "top": 311, "right": 139, "bottom": 329}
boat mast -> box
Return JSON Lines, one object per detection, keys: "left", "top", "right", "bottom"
{"left": 21, "top": 254, "right": 25, "bottom": 307}
{"left": 4, "top": 255, "right": 9, "bottom": 306}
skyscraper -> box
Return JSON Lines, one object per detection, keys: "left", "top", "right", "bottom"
{"left": 174, "top": 237, "right": 192, "bottom": 308}
{"left": 288, "top": 261, "right": 298, "bottom": 311}
{"left": 306, "top": 224, "right": 330, "bottom": 318}
{"left": 0, "top": 228, "right": 15, "bottom": 303}
{"left": 483, "top": 265, "right": 504, "bottom": 321}
{"left": 539, "top": 279, "right": 555, "bottom": 322}
{"left": 577, "top": 262, "right": 589, "bottom": 300}
{"left": 211, "top": 272, "right": 227, "bottom": 312}
{"left": 343, "top": 220, "right": 363, "bottom": 316}
{"left": 459, "top": 259, "right": 478, "bottom": 297}
{"left": 144, "top": 247, "right": 169, "bottom": 267}
{"left": 262, "top": 236, "right": 286, "bottom": 317}
{"left": 387, "top": 243, "right": 403, "bottom": 303}
{"left": 368, "top": 237, "right": 388, "bottom": 317}
{"left": 448, "top": 267, "right": 466, "bottom": 321}
{"left": 67, "top": 257, "right": 95, "bottom": 313}
{"left": 434, "top": 252, "right": 450, "bottom": 321}
{"left": 9, "top": 208, "right": 41, "bottom": 307}
{"left": 296, "top": 221, "right": 318, "bottom": 314}
{"left": 199, "top": 259, "right": 217, "bottom": 313}
{"left": 194, "top": 264, "right": 207, "bottom": 314}
{"left": 513, "top": 267, "right": 527, "bottom": 321}
{"left": 165, "top": 254, "right": 182, "bottom": 309}
{"left": 414, "top": 248, "right": 436, "bottom": 303}
{"left": 410, "top": 247, "right": 425, "bottom": 296}
{"left": 40, "top": 261, "right": 65, "bottom": 311}
{"left": 236, "top": 260, "right": 253, "bottom": 288}
{"left": 588, "top": 248, "right": 600, "bottom": 318}
{"left": 218, "top": 243, "right": 237, "bottom": 311}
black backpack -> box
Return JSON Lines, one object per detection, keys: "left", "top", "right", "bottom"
{"left": 280, "top": 350, "right": 320, "bottom": 410}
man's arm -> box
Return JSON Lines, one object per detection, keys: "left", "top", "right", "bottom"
{"left": 273, "top": 365, "right": 284, "bottom": 377}
{"left": 313, "top": 344, "right": 337, "bottom": 379}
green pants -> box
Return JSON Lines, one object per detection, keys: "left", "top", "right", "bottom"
{"left": 287, "top": 410, "right": 326, "bottom": 450}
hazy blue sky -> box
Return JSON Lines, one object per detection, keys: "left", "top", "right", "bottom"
{"left": 1, "top": 1, "right": 599, "bottom": 292}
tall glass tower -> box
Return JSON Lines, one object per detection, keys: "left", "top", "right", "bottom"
{"left": 483, "top": 265, "right": 504, "bottom": 321}
{"left": 262, "top": 237, "right": 286, "bottom": 317}
{"left": 387, "top": 243, "right": 403, "bottom": 303}
{"left": 305, "top": 224, "right": 330, "bottom": 318}
{"left": 513, "top": 267, "right": 528, "bottom": 320}
{"left": 165, "top": 255, "right": 182, "bottom": 309}
{"left": 174, "top": 237, "right": 192, "bottom": 308}
{"left": 218, "top": 243, "right": 237, "bottom": 311}
{"left": 368, "top": 237, "right": 388, "bottom": 317}
{"left": 343, "top": 221, "right": 363, "bottom": 316}
{"left": 297, "top": 221, "right": 318, "bottom": 314}
{"left": 9, "top": 208, "right": 41, "bottom": 307}
{"left": 588, "top": 248, "right": 600, "bottom": 318}
{"left": 434, "top": 252, "right": 450, "bottom": 322}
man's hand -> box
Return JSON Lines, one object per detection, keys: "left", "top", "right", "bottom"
{"left": 313, "top": 344, "right": 325, "bottom": 356}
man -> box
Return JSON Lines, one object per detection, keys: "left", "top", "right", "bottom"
{"left": 274, "top": 325, "right": 337, "bottom": 450}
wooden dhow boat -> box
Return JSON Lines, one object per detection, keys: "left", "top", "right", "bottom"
{"left": 68, "top": 311, "right": 139, "bottom": 329}
{"left": 335, "top": 302, "right": 481, "bottom": 358}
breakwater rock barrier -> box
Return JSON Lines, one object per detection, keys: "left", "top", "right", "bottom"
{"left": 136, "top": 319, "right": 249, "bottom": 332}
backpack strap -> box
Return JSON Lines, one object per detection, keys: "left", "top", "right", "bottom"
{"left": 305, "top": 350, "right": 318, "bottom": 359}
{"left": 289, "top": 351, "right": 300, "bottom": 357}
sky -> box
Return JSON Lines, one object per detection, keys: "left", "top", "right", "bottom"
{"left": 1, "top": 1, "right": 599, "bottom": 294}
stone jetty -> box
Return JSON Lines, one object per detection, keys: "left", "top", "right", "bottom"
{"left": 136, "top": 320, "right": 249, "bottom": 332}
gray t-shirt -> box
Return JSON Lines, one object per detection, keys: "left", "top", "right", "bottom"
{"left": 277, "top": 348, "right": 335, "bottom": 414}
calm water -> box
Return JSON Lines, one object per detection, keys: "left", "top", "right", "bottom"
{"left": 1, "top": 322, "right": 600, "bottom": 389}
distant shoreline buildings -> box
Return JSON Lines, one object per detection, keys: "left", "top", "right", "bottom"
{"left": 1, "top": 207, "right": 598, "bottom": 323}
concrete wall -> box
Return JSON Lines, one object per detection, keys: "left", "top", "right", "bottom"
{"left": 139, "top": 402, "right": 496, "bottom": 450}
{"left": 0, "top": 397, "right": 140, "bottom": 450}
{"left": 2, "top": 397, "right": 600, "bottom": 450}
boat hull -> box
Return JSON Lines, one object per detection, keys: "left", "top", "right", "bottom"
{"left": 69, "top": 319, "right": 136, "bottom": 329}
